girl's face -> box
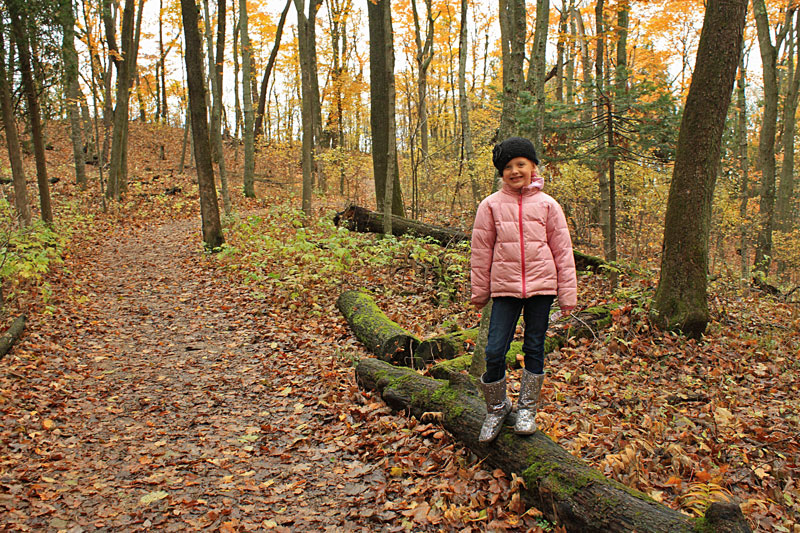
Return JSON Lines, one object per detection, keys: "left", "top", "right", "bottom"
{"left": 501, "top": 157, "right": 536, "bottom": 190}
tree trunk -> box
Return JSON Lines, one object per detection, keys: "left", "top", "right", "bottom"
{"left": 106, "top": 0, "right": 136, "bottom": 200}
{"left": 232, "top": 9, "right": 242, "bottom": 140}
{"left": 777, "top": 13, "right": 800, "bottom": 232}
{"left": 180, "top": 0, "right": 225, "bottom": 250}
{"left": 8, "top": 0, "right": 52, "bottom": 224}
{"left": 61, "top": 0, "right": 87, "bottom": 189}
{"left": 572, "top": 7, "right": 593, "bottom": 126}
{"left": 529, "top": 0, "right": 549, "bottom": 151}
{"left": 203, "top": 0, "right": 231, "bottom": 215}
{"left": 382, "top": 0, "right": 397, "bottom": 235}
{"left": 337, "top": 291, "right": 421, "bottom": 367}
{"left": 652, "top": 0, "right": 748, "bottom": 339}
{"left": 752, "top": 0, "right": 794, "bottom": 272}
{"left": 0, "top": 27, "right": 31, "bottom": 227}
{"left": 240, "top": 0, "right": 256, "bottom": 198}
{"left": 497, "top": 0, "right": 526, "bottom": 143}
{"left": 458, "top": 0, "right": 478, "bottom": 207}
{"left": 254, "top": 0, "right": 291, "bottom": 142}
{"left": 356, "top": 358, "right": 751, "bottom": 533}
{"left": 412, "top": 0, "right": 434, "bottom": 167}
{"left": 295, "top": 0, "right": 316, "bottom": 217}
{"left": 736, "top": 49, "right": 750, "bottom": 281}
{"left": 368, "top": 0, "right": 404, "bottom": 217}
{"left": 307, "top": 0, "right": 323, "bottom": 192}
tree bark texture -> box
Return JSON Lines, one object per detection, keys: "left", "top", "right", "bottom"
{"left": 8, "top": 0, "right": 52, "bottom": 223}
{"left": 106, "top": 0, "right": 136, "bottom": 199}
{"left": 295, "top": 0, "right": 316, "bottom": 217}
{"left": 355, "top": 358, "right": 752, "bottom": 533}
{"left": 60, "top": 0, "right": 87, "bottom": 189}
{"left": 0, "top": 314, "right": 26, "bottom": 359}
{"left": 239, "top": 0, "right": 256, "bottom": 197}
{"left": 777, "top": 13, "right": 800, "bottom": 231}
{"left": 497, "top": 0, "right": 526, "bottom": 143}
{"left": 368, "top": 0, "right": 404, "bottom": 217}
{"left": 652, "top": 0, "right": 747, "bottom": 338}
{"left": 180, "top": 0, "right": 224, "bottom": 250}
{"left": 0, "top": 27, "right": 31, "bottom": 227}
{"left": 202, "top": 0, "right": 231, "bottom": 215}
{"left": 752, "top": 0, "right": 795, "bottom": 270}
{"left": 337, "top": 291, "right": 421, "bottom": 367}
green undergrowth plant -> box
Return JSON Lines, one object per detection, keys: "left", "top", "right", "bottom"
{"left": 216, "top": 203, "right": 473, "bottom": 311}
{"left": 0, "top": 198, "right": 91, "bottom": 311}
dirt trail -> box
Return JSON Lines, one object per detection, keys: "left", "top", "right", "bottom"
{"left": 2, "top": 219, "right": 434, "bottom": 531}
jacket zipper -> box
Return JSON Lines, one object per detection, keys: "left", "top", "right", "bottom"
{"left": 518, "top": 192, "right": 527, "bottom": 298}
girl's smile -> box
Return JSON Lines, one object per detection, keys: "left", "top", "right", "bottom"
{"left": 501, "top": 157, "right": 536, "bottom": 190}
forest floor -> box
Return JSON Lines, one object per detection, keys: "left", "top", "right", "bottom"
{"left": 1, "top": 209, "right": 536, "bottom": 532}
{"left": 1, "top": 123, "right": 799, "bottom": 532}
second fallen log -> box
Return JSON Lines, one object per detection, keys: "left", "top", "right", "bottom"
{"left": 337, "top": 290, "right": 422, "bottom": 367}
{"left": 333, "top": 205, "right": 470, "bottom": 246}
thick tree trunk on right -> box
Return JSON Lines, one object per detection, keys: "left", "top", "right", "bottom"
{"left": 652, "top": 0, "right": 747, "bottom": 339}
{"left": 180, "top": 0, "right": 224, "bottom": 250}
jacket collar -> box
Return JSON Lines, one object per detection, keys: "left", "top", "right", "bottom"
{"left": 501, "top": 177, "right": 543, "bottom": 197}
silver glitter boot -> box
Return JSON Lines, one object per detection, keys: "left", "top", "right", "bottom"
{"left": 514, "top": 369, "right": 545, "bottom": 435}
{"left": 478, "top": 375, "right": 512, "bottom": 443}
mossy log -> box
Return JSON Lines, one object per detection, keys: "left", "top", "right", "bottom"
{"left": 0, "top": 314, "right": 26, "bottom": 359}
{"left": 416, "top": 329, "right": 478, "bottom": 361}
{"left": 333, "top": 205, "right": 470, "bottom": 247}
{"left": 337, "top": 290, "right": 422, "bottom": 367}
{"left": 355, "top": 358, "right": 750, "bottom": 533}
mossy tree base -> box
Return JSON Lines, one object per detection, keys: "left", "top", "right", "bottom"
{"left": 337, "top": 290, "right": 422, "bottom": 367}
{"left": 356, "top": 358, "right": 751, "bottom": 533}
{"left": 0, "top": 314, "right": 26, "bottom": 359}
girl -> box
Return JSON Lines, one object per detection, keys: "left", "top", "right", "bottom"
{"left": 470, "top": 137, "right": 577, "bottom": 443}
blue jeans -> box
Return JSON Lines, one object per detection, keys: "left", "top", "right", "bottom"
{"left": 483, "top": 295, "right": 554, "bottom": 383}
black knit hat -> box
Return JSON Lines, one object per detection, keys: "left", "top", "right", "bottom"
{"left": 492, "top": 137, "right": 539, "bottom": 171}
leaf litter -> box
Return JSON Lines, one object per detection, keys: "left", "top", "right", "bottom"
{"left": 0, "top": 124, "right": 798, "bottom": 531}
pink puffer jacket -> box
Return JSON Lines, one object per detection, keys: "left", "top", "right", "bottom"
{"left": 470, "top": 182, "right": 577, "bottom": 309}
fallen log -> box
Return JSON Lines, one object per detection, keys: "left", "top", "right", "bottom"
{"left": 333, "top": 205, "right": 470, "bottom": 246}
{"left": 355, "top": 358, "right": 751, "bottom": 533}
{"left": 334, "top": 206, "right": 610, "bottom": 274}
{"left": 337, "top": 290, "right": 422, "bottom": 367}
{"left": 0, "top": 314, "right": 26, "bottom": 359}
